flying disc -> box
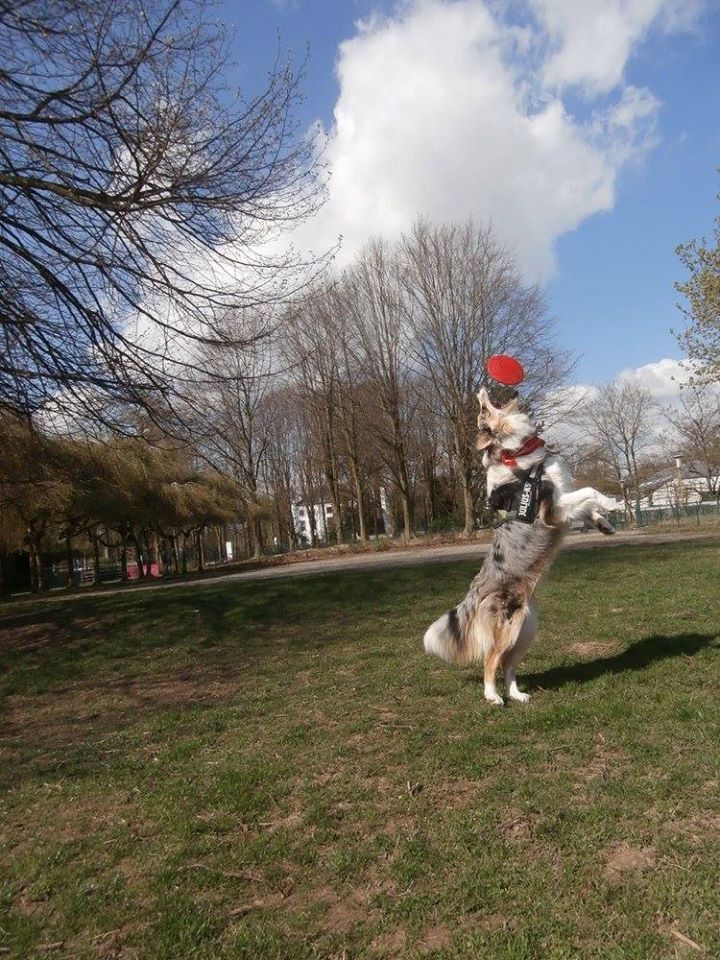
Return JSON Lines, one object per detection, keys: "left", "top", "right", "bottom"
{"left": 487, "top": 354, "right": 525, "bottom": 386}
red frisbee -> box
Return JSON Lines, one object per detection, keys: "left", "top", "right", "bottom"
{"left": 487, "top": 355, "right": 525, "bottom": 386}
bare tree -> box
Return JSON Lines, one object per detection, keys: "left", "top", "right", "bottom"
{"left": 0, "top": 0, "right": 324, "bottom": 427}
{"left": 259, "top": 386, "right": 302, "bottom": 549}
{"left": 401, "top": 219, "right": 572, "bottom": 533}
{"left": 581, "top": 380, "right": 660, "bottom": 517}
{"left": 196, "top": 314, "right": 274, "bottom": 558}
{"left": 663, "top": 384, "right": 720, "bottom": 503}
{"left": 284, "top": 285, "right": 346, "bottom": 543}
{"left": 345, "top": 240, "right": 418, "bottom": 540}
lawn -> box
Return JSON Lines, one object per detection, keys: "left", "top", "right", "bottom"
{"left": 1, "top": 540, "right": 719, "bottom": 960}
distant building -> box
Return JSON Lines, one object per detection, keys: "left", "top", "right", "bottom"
{"left": 291, "top": 499, "right": 336, "bottom": 544}
{"left": 639, "top": 462, "right": 719, "bottom": 511}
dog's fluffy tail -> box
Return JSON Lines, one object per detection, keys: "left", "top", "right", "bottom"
{"left": 423, "top": 605, "right": 484, "bottom": 666}
{"left": 423, "top": 610, "right": 451, "bottom": 657}
{"left": 424, "top": 609, "right": 462, "bottom": 665}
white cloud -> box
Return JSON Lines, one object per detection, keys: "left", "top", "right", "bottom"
{"left": 544, "top": 358, "right": 699, "bottom": 447}
{"left": 617, "top": 356, "right": 696, "bottom": 404}
{"left": 531, "top": 0, "right": 702, "bottom": 95}
{"left": 291, "top": 0, "right": 703, "bottom": 277}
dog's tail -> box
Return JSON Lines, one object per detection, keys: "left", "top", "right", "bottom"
{"left": 423, "top": 606, "right": 478, "bottom": 666}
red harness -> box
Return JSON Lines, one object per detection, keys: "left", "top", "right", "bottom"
{"left": 500, "top": 435, "right": 546, "bottom": 468}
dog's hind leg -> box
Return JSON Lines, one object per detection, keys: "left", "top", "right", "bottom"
{"left": 559, "top": 488, "right": 621, "bottom": 534}
{"left": 483, "top": 644, "right": 506, "bottom": 706}
{"left": 590, "top": 512, "right": 616, "bottom": 535}
{"left": 501, "top": 601, "right": 538, "bottom": 703}
{"left": 481, "top": 599, "right": 528, "bottom": 707}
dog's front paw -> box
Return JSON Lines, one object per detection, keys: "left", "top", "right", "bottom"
{"left": 484, "top": 691, "right": 505, "bottom": 706}
{"left": 509, "top": 690, "right": 531, "bottom": 703}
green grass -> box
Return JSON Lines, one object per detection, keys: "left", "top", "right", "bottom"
{"left": 1, "top": 540, "right": 719, "bottom": 959}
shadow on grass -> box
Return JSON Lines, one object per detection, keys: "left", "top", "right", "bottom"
{"left": 523, "top": 631, "right": 720, "bottom": 691}
{"left": 0, "top": 558, "right": 453, "bottom": 669}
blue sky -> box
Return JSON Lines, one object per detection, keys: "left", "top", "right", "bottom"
{"left": 218, "top": 1, "right": 720, "bottom": 392}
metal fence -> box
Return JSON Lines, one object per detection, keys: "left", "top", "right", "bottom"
{"left": 612, "top": 501, "right": 720, "bottom": 529}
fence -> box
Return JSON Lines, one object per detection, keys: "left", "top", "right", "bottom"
{"left": 612, "top": 500, "right": 720, "bottom": 529}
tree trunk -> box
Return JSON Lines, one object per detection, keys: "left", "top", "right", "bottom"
{"left": 215, "top": 526, "right": 224, "bottom": 564}
{"left": 397, "top": 467, "right": 414, "bottom": 541}
{"left": 145, "top": 533, "right": 155, "bottom": 577}
{"left": 400, "top": 488, "right": 413, "bottom": 541}
{"left": 180, "top": 533, "right": 188, "bottom": 575}
{"left": 196, "top": 528, "right": 205, "bottom": 573}
{"left": 391, "top": 413, "right": 414, "bottom": 540}
{"left": 65, "top": 534, "right": 74, "bottom": 588}
{"left": 422, "top": 458, "right": 437, "bottom": 530}
{"left": 92, "top": 532, "right": 101, "bottom": 582}
{"left": 461, "top": 462, "right": 475, "bottom": 535}
{"left": 249, "top": 514, "right": 263, "bottom": 559}
{"left": 120, "top": 542, "right": 129, "bottom": 581}
{"left": 28, "top": 539, "right": 45, "bottom": 592}
{"left": 356, "top": 491, "right": 367, "bottom": 543}
{"left": 348, "top": 458, "right": 367, "bottom": 542}
{"left": 323, "top": 437, "right": 343, "bottom": 545}
{"left": 28, "top": 544, "right": 39, "bottom": 593}
{"left": 131, "top": 532, "right": 145, "bottom": 579}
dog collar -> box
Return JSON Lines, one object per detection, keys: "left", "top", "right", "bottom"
{"left": 500, "top": 435, "right": 545, "bottom": 468}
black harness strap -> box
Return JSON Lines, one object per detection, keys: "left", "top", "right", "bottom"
{"left": 516, "top": 462, "right": 543, "bottom": 523}
{"left": 490, "top": 463, "right": 551, "bottom": 525}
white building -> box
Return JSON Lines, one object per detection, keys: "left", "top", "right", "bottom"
{"left": 639, "top": 461, "right": 719, "bottom": 512}
{"left": 291, "top": 500, "right": 336, "bottom": 544}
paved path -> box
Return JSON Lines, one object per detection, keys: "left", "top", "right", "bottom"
{"left": 10, "top": 529, "right": 719, "bottom": 605}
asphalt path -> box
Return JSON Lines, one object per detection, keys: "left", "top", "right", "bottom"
{"left": 10, "top": 529, "right": 719, "bottom": 605}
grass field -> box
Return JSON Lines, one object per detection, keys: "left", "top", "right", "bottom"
{"left": 1, "top": 540, "right": 719, "bottom": 959}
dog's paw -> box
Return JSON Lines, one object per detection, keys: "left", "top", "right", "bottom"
{"left": 592, "top": 514, "right": 616, "bottom": 535}
{"left": 484, "top": 691, "right": 505, "bottom": 706}
{"left": 509, "top": 690, "right": 531, "bottom": 703}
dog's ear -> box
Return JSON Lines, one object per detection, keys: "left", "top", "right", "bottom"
{"left": 476, "top": 387, "right": 496, "bottom": 416}
{"left": 500, "top": 392, "right": 519, "bottom": 415}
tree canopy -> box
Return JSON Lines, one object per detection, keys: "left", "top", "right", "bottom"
{"left": 0, "top": 0, "right": 323, "bottom": 428}
{"left": 675, "top": 185, "right": 720, "bottom": 385}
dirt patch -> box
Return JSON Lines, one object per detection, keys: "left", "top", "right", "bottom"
{"left": 325, "top": 899, "right": 367, "bottom": 934}
{"left": 90, "top": 925, "right": 143, "bottom": 960}
{"left": 13, "top": 888, "right": 52, "bottom": 920}
{"left": 381, "top": 816, "right": 420, "bottom": 839}
{"left": 499, "top": 811, "right": 537, "bottom": 842}
{"left": 371, "top": 927, "right": 407, "bottom": 955}
{"left": 429, "top": 777, "right": 485, "bottom": 810}
{"left": 344, "top": 732, "right": 377, "bottom": 753}
{"left": 576, "top": 732, "right": 625, "bottom": 788}
{"left": 657, "top": 920, "right": 707, "bottom": 956}
{"left": 321, "top": 887, "right": 378, "bottom": 935}
{"left": 474, "top": 913, "right": 510, "bottom": 933}
{"left": 418, "top": 924, "right": 452, "bottom": 953}
{"left": 567, "top": 642, "right": 621, "bottom": 658}
{"left": 604, "top": 844, "right": 655, "bottom": 885}
{"left": 662, "top": 813, "right": 720, "bottom": 843}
